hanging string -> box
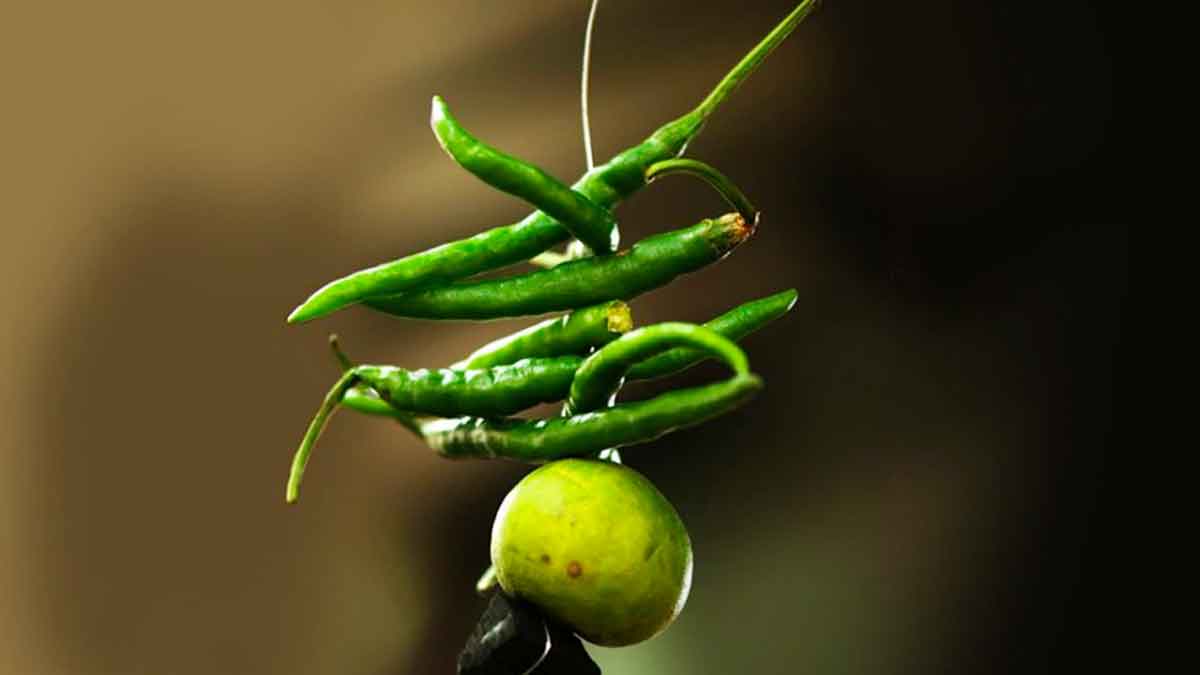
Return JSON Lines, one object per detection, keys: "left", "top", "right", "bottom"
{"left": 581, "top": 0, "right": 600, "bottom": 171}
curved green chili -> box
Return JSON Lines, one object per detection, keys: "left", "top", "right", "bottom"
{"left": 363, "top": 213, "right": 753, "bottom": 320}
{"left": 285, "top": 0, "right": 820, "bottom": 324}
{"left": 566, "top": 323, "right": 749, "bottom": 414}
{"left": 419, "top": 374, "right": 762, "bottom": 462}
{"left": 645, "top": 158, "right": 758, "bottom": 224}
{"left": 431, "top": 96, "right": 618, "bottom": 255}
{"left": 629, "top": 288, "right": 798, "bottom": 380}
{"left": 451, "top": 300, "right": 631, "bottom": 370}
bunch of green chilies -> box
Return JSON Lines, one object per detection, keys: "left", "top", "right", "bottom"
{"left": 285, "top": 1, "right": 820, "bottom": 505}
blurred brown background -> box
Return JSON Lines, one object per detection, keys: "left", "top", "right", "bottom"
{"left": 1, "top": 1, "right": 1125, "bottom": 673}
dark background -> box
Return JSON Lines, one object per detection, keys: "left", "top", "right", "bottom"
{"left": 1, "top": 1, "right": 1126, "bottom": 673}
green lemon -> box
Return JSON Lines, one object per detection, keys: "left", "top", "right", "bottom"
{"left": 490, "top": 458, "right": 693, "bottom": 646}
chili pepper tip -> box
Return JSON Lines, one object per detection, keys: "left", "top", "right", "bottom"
{"left": 286, "top": 369, "right": 360, "bottom": 504}
{"left": 328, "top": 334, "right": 354, "bottom": 371}
{"left": 781, "top": 288, "right": 798, "bottom": 312}
{"left": 286, "top": 300, "right": 322, "bottom": 325}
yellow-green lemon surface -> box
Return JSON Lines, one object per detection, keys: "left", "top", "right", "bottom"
{"left": 490, "top": 458, "right": 693, "bottom": 646}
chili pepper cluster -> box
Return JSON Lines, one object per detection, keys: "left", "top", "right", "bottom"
{"left": 284, "top": 1, "right": 822, "bottom": 505}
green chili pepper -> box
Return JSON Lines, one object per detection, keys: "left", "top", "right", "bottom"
{"left": 566, "top": 323, "right": 749, "bottom": 415}
{"left": 451, "top": 300, "right": 631, "bottom": 370}
{"left": 431, "top": 96, "right": 619, "bottom": 255}
{"left": 645, "top": 158, "right": 758, "bottom": 224}
{"left": 362, "top": 213, "right": 753, "bottom": 320}
{"left": 629, "top": 288, "right": 798, "bottom": 380}
{"left": 340, "top": 289, "right": 796, "bottom": 421}
{"left": 340, "top": 301, "right": 630, "bottom": 419}
{"left": 418, "top": 374, "right": 762, "bottom": 462}
{"left": 531, "top": 159, "right": 758, "bottom": 269}
{"left": 354, "top": 358, "right": 583, "bottom": 418}
{"left": 285, "top": 0, "right": 820, "bottom": 324}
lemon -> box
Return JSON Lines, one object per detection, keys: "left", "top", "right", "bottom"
{"left": 490, "top": 458, "right": 693, "bottom": 646}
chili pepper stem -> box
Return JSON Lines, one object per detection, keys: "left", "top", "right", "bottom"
{"left": 710, "top": 212, "right": 755, "bottom": 251}
{"left": 566, "top": 322, "right": 751, "bottom": 415}
{"left": 329, "top": 334, "right": 353, "bottom": 371}
{"left": 606, "top": 303, "right": 633, "bottom": 334}
{"left": 645, "top": 159, "right": 758, "bottom": 223}
{"left": 328, "top": 333, "right": 428, "bottom": 434}
{"left": 286, "top": 369, "right": 361, "bottom": 503}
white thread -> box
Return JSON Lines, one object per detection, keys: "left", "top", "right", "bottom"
{"left": 581, "top": 0, "right": 600, "bottom": 171}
